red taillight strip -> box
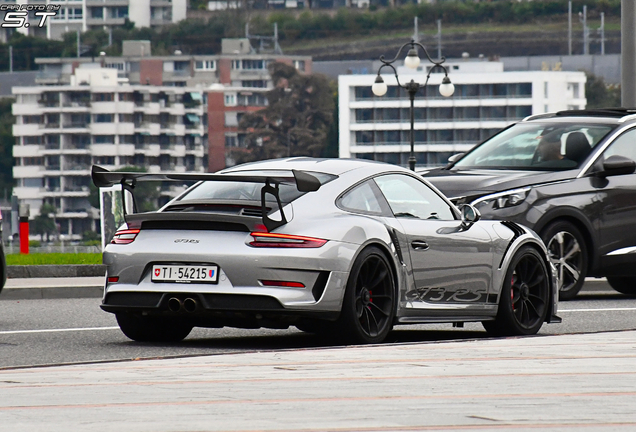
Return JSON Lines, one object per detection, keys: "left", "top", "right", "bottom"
{"left": 260, "top": 280, "right": 305, "bottom": 288}
{"left": 107, "top": 276, "right": 119, "bottom": 283}
{"left": 249, "top": 232, "right": 327, "bottom": 248}
{"left": 110, "top": 229, "right": 140, "bottom": 245}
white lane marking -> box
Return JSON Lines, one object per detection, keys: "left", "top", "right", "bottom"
{"left": 0, "top": 327, "right": 119, "bottom": 335}
{"left": 560, "top": 307, "right": 636, "bottom": 313}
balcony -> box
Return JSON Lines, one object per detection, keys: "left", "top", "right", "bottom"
{"left": 62, "top": 101, "right": 91, "bottom": 108}
{"left": 38, "top": 100, "right": 60, "bottom": 108}
{"left": 63, "top": 122, "right": 89, "bottom": 129}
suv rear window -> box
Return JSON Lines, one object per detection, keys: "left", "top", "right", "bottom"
{"left": 455, "top": 122, "right": 615, "bottom": 170}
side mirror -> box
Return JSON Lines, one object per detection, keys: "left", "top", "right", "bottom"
{"left": 447, "top": 153, "right": 465, "bottom": 165}
{"left": 595, "top": 155, "right": 636, "bottom": 178}
{"left": 459, "top": 204, "right": 481, "bottom": 227}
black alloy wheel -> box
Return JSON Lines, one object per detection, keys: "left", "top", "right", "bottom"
{"left": 541, "top": 221, "right": 588, "bottom": 301}
{"left": 337, "top": 247, "right": 396, "bottom": 344}
{"left": 606, "top": 276, "right": 636, "bottom": 296}
{"left": 116, "top": 313, "right": 193, "bottom": 342}
{"left": 483, "top": 246, "right": 550, "bottom": 336}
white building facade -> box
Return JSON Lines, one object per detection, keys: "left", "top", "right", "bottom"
{"left": 12, "top": 66, "right": 207, "bottom": 239}
{"left": 0, "top": 0, "right": 187, "bottom": 41}
{"left": 338, "top": 62, "right": 587, "bottom": 167}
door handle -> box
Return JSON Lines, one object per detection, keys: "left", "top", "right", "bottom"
{"left": 411, "top": 240, "right": 429, "bottom": 250}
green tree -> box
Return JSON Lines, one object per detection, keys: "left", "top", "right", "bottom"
{"left": 585, "top": 73, "right": 621, "bottom": 109}
{"left": 235, "top": 62, "right": 335, "bottom": 164}
{"left": 32, "top": 203, "right": 58, "bottom": 242}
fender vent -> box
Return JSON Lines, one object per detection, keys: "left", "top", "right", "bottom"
{"left": 388, "top": 228, "right": 405, "bottom": 264}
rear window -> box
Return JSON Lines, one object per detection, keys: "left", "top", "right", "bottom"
{"left": 177, "top": 170, "right": 336, "bottom": 204}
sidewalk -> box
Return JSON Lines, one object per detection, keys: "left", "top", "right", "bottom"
{"left": 1, "top": 329, "right": 635, "bottom": 431}
{"left": 1, "top": 276, "right": 104, "bottom": 299}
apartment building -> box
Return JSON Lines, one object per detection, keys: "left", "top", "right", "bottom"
{"left": 34, "top": 39, "right": 312, "bottom": 88}
{"left": 0, "top": 0, "right": 187, "bottom": 41}
{"left": 338, "top": 61, "right": 587, "bottom": 167}
{"left": 207, "top": 83, "right": 268, "bottom": 171}
{"left": 12, "top": 66, "right": 207, "bottom": 238}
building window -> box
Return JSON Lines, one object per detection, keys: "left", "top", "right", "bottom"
{"left": 110, "top": 6, "right": 128, "bottom": 19}
{"left": 93, "top": 93, "right": 114, "bottom": 102}
{"left": 94, "top": 114, "right": 114, "bottom": 123}
{"left": 225, "top": 134, "right": 238, "bottom": 147}
{"left": 67, "top": 8, "right": 83, "bottom": 20}
{"left": 52, "top": 8, "right": 65, "bottom": 20}
{"left": 93, "top": 156, "right": 115, "bottom": 165}
{"left": 91, "top": 7, "right": 103, "bottom": 19}
{"left": 22, "top": 157, "right": 43, "bottom": 166}
{"left": 241, "top": 80, "right": 267, "bottom": 88}
{"left": 294, "top": 60, "right": 305, "bottom": 71}
{"left": 195, "top": 60, "right": 216, "bottom": 71}
{"left": 225, "top": 93, "right": 236, "bottom": 106}
{"left": 94, "top": 135, "right": 115, "bottom": 144}
{"left": 544, "top": 82, "right": 549, "bottom": 98}
{"left": 242, "top": 59, "right": 265, "bottom": 70}
{"left": 105, "top": 62, "right": 125, "bottom": 71}
{"left": 232, "top": 60, "right": 241, "bottom": 70}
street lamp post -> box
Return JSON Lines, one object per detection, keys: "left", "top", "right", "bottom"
{"left": 372, "top": 40, "right": 455, "bottom": 171}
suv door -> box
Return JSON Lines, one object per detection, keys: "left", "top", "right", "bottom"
{"left": 373, "top": 174, "right": 494, "bottom": 310}
{"left": 593, "top": 127, "right": 636, "bottom": 275}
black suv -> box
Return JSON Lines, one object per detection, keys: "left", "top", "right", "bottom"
{"left": 421, "top": 109, "right": 636, "bottom": 299}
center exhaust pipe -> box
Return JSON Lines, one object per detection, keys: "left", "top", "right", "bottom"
{"left": 168, "top": 297, "right": 182, "bottom": 312}
{"left": 183, "top": 298, "right": 197, "bottom": 313}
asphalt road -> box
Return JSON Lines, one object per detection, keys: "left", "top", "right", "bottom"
{"left": 1, "top": 281, "right": 635, "bottom": 370}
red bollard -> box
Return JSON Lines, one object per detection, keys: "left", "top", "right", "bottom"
{"left": 19, "top": 204, "right": 30, "bottom": 255}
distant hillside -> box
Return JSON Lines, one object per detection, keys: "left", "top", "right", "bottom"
{"left": 283, "top": 28, "right": 621, "bottom": 61}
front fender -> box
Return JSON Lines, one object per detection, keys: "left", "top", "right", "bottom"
{"left": 495, "top": 223, "right": 559, "bottom": 322}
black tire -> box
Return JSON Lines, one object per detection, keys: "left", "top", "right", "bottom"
{"left": 336, "top": 247, "right": 396, "bottom": 344}
{"left": 483, "top": 246, "right": 550, "bottom": 336}
{"left": 540, "top": 221, "right": 588, "bottom": 301}
{"left": 606, "top": 276, "right": 636, "bottom": 296}
{"left": 116, "top": 313, "right": 193, "bottom": 342}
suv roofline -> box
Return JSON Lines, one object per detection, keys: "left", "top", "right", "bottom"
{"left": 523, "top": 108, "right": 636, "bottom": 124}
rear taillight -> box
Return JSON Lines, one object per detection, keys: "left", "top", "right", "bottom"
{"left": 249, "top": 232, "right": 327, "bottom": 248}
{"left": 111, "top": 229, "right": 140, "bottom": 245}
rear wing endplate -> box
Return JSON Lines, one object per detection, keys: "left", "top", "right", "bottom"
{"left": 91, "top": 165, "right": 322, "bottom": 232}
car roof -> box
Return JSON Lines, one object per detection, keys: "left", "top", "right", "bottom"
{"left": 524, "top": 108, "right": 636, "bottom": 125}
{"left": 221, "top": 157, "right": 407, "bottom": 177}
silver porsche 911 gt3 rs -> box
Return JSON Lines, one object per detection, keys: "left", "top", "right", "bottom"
{"left": 92, "top": 158, "right": 560, "bottom": 344}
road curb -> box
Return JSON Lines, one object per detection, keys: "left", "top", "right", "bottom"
{"left": 1, "top": 285, "right": 104, "bottom": 300}
{"left": 6, "top": 264, "right": 106, "bottom": 278}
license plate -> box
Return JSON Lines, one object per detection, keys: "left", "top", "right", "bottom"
{"left": 151, "top": 265, "right": 218, "bottom": 284}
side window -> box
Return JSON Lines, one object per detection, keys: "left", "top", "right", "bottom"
{"left": 374, "top": 174, "right": 455, "bottom": 221}
{"left": 338, "top": 180, "right": 385, "bottom": 214}
{"left": 604, "top": 129, "right": 636, "bottom": 162}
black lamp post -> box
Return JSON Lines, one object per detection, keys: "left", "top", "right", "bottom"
{"left": 372, "top": 40, "right": 455, "bottom": 171}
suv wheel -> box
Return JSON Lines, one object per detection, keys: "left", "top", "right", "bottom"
{"left": 606, "top": 277, "right": 636, "bottom": 296}
{"left": 541, "top": 221, "right": 588, "bottom": 300}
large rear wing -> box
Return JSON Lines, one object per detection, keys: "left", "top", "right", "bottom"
{"left": 91, "top": 165, "right": 322, "bottom": 231}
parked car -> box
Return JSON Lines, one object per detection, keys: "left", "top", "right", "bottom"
{"left": 421, "top": 108, "right": 636, "bottom": 300}
{"left": 92, "top": 158, "right": 559, "bottom": 344}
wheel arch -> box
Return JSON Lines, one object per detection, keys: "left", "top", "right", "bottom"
{"left": 533, "top": 209, "right": 598, "bottom": 274}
